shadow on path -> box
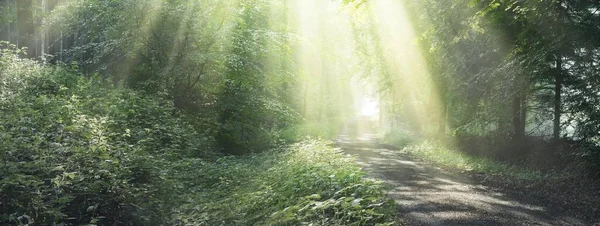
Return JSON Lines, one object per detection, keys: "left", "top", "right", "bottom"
{"left": 337, "top": 135, "right": 588, "bottom": 226}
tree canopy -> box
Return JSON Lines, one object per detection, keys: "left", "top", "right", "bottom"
{"left": 1, "top": 0, "right": 600, "bottom": 224}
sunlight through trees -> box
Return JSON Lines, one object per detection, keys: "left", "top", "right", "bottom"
{"left": 1, "top": 0, "right": 600, "bottom": 224}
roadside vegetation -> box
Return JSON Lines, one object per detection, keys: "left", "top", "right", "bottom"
{"left": 174, "top": 140, "right": 395, "bottom": 226}
{"left": 2, "top": 0, "right": 600, "bottom": 224}
{"left": 371, "top": 0, "right": 600, "bottom": 208}
{"left": 0, "top": 45, "right": 395, "bottom": 225}
{"left": 383, "top": 133, "right": 600, "bottom": 223}
{"left": 400, "top": 140, "right": 547, "bottom": 180}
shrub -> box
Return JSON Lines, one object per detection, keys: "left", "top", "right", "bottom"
{"left": 0, "top": 45, "right": 395, "bottom": 225}
{"left": 382, "top": 128, "right": 418, "bottom": 147}
{"left": 0, "top": 45, "right": 212, "bottom": 225}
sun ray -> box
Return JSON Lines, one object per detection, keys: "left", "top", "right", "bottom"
{"left": 364, "top": 0, "right": 444, "bottom": 136}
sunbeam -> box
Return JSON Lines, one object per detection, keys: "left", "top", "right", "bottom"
{"left": 1, "top": 0, "right": 599, "bottom": 224}
{"left": 365, "top": 0, "right": 444, "bottom": 137}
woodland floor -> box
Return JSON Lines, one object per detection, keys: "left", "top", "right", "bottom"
{"left": 337, "top": 134, "right": 599, "bottom": 226}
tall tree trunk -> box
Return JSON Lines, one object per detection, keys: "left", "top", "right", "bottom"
{"left": 17, "top": 0, "right": 33, "bottom": 57}
{"left": 6, "top": 0, "right": 11, "bottom": 43}
{"left": 553, "top": 55, "right": 563, "bottom": 140}
{"left": 512, "top": 95, "right": 522, "bottom": 140}
{"left": 512, "top": 88, "right": 527, "bottom": 142}
{"left": 379, "top": 95, "right": 384, "bottom": 132}
{"left": 438, "top": 101, "right": 447, "bottom": 137}
{"left": 519, "top": 90, "right": 527, "bottom": 137}
{"left": 59, "top": 30, "right": 63, "bottom": 61}
{"left": 40, "top": 0, "right": 47, "bottom": 62}
{"left": 302, "top": 80, "right": 308, "bottom": 118}
{"left": 45, "top": 0, "right": 60, "bottom": 62}
{"left": 389, "top": 94, "right": 393, "bottom": 130}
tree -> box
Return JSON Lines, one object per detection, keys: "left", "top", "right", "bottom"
{"left": 16, "top": 0, "right": 33, "bottom": 56}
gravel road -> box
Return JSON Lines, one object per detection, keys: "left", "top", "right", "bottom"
{"left": 338, "top": 135, "right": 590, "bottom": 226}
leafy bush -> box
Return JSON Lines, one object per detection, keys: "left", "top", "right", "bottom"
{"left": 578, "top": 141, "right": 600, "bottom": 178}
{"left": 216, "top": 80, "right": 300, "bottom": 155}
{"left": 281, "top": 122, "right": 340, "bottom": 142}
{"left": 173, "top": 139, "right": 396, "bottom": 226}
{"left": 0, "top": 45, "right": 395, "bottom": 225}
{"left": 0, "top": 45, "right": 213, "bottom": 225}
{"left": 382, "top": 128, "right": 418, "bottom": 148}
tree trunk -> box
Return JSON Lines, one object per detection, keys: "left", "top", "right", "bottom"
{"left": 17, "top": 0, "right": 33, "bottom": 57}
{"left": 40, "top": 0, "right": 47, "bottom": 62}
{"left": 302, "top": 80, "right": 308, "bottom": 118}
{"left": 438, "top": 101, "right": 447, "bottom": 137}
{"left": 59, "top": 30, "right": 63, "bottom": 61}
{"left": 512, "top": 95, "right": 522, "bottom": 140}
{"left": 7, "top": 0, "right": 11, "bottom": 43}
{"left": 45, "top": 0, "right": 60, "bottom": 62}
{"left": 3, "top": 0, "right": 8, "bottom": 42}
{"left": 519, "top": 91, "right": 527, "bottom": 137}
{"left": 391, "top": 92, "right": 397, "bottom": 130}
{"left": 553, "top": 55, "right": 563, "bottom": 140}
{"left": 512, "top": 88, "right": 527, "bottom": 142}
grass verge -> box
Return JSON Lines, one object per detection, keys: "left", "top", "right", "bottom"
{"left": 399, "top": 140, "right": 551, "bottom": 181}
{"left": 396, "top": 140, "right": 600, "bottom": 224}
{"left": 172, "top": 139, "right": 397, "bottom": 225}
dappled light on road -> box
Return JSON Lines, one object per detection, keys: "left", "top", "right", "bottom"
{"left": 338, "top": 136, "right": 587, "bottom": 226}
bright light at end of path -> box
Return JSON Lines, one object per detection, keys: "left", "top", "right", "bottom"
{"left": 360, "top": 98, "right": 379, "bottom": 116}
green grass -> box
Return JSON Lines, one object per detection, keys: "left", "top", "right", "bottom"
{"left": 400, "top": 140, "right": 549, "bottom": 181}
{"left": 173, "top": 139, "right": 397, "bottom": 226}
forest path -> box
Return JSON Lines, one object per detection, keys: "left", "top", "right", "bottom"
{"left": 337, "top": 134, "right": 588, "bottom": 226}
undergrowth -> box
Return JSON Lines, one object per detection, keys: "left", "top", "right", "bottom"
{"left": 281, "top": 122, "right": 340, "bottom": 141}
{"left": 173, "top": 139, "right": 396, "bottom": 226}
{"left": 0, "top": 44, "right": 212, "bottom": 225}
{"left": 401, "top": 141, "right": 553, "bottom": 181}
{"left": 0, "top": 45, "right": 395, "bottom": 225}
{"left": 381, "top": 126, "right": 559, "bottom": 180}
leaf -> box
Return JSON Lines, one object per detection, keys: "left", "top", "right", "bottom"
{"left": 87, "top": 205, "right": 97, "bottom": 212}
{"left": 306, "top": 194, "right": 321, "bottom": 200}
{"left": 352, "top": 198, "right": 362, "bottom": 206}
{"left": 64, "top": 172, "right": 76, "bottom": 180}
{"left": 53, "top": 165, "right": 65, "bottom": 171}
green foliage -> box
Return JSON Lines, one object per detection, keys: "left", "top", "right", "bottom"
{"left": 173, "top": 139, "right": 396, "bottom": 226}
{"left": 401, "top": 140, "right": 556, "bottom": 181}
{"left": 1, "top": 1, "right": 403, "bottom": 225}
{"left": 216, "top": 0, "right": 300, "bottom": 154}
{"left": 372, "top": 0, "right": 600, "bottom": 174}
{"left": 0, "top": 1, "right": 16, "bottom": 24}
{"left": 0, "top": 47, "right": 213, "bottom": 225}
{"left": 216, "top": 80, "right": 284, "bottom": 154}
{"left": 0, "top": 46, "right": 394, "bottom": 224}
{"left": 281, "top": 122, "right": 340, "bottom": 142}
{"left": 382, "top": 128, "right": 418, "bottom": 148}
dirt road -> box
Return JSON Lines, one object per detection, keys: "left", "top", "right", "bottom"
{"left": 338, "top": 135, "right": 590, "bottom": 226}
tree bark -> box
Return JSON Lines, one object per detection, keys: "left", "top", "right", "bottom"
{"left": 512, "top": 86, "right": 527, "bottom": 142}
{"left": 302, "top": 80, "right": 308, "bottom": 119}
{"left": 3, "top": 0, "right": 9, "bottom": 42}
{"left": 17, "top": 0, "right": 33, "bottom": 57}
{"left": 438, "top": 101, "right": 447, "bottom": 137}
{"left": 512, "top": 95, "right": 522, "bottom": 140}
{"left": 553, "top": 55, "right": 563, "bottom": 140}
{"left": 519, "top": 90, "right": 527, "bottom": 137}
{"left": 40, "top": 0, "right": 47, "bottom": 62}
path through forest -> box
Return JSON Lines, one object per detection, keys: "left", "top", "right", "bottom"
{"left": 337, "top": 134, "right": 589, "bottom": 226}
